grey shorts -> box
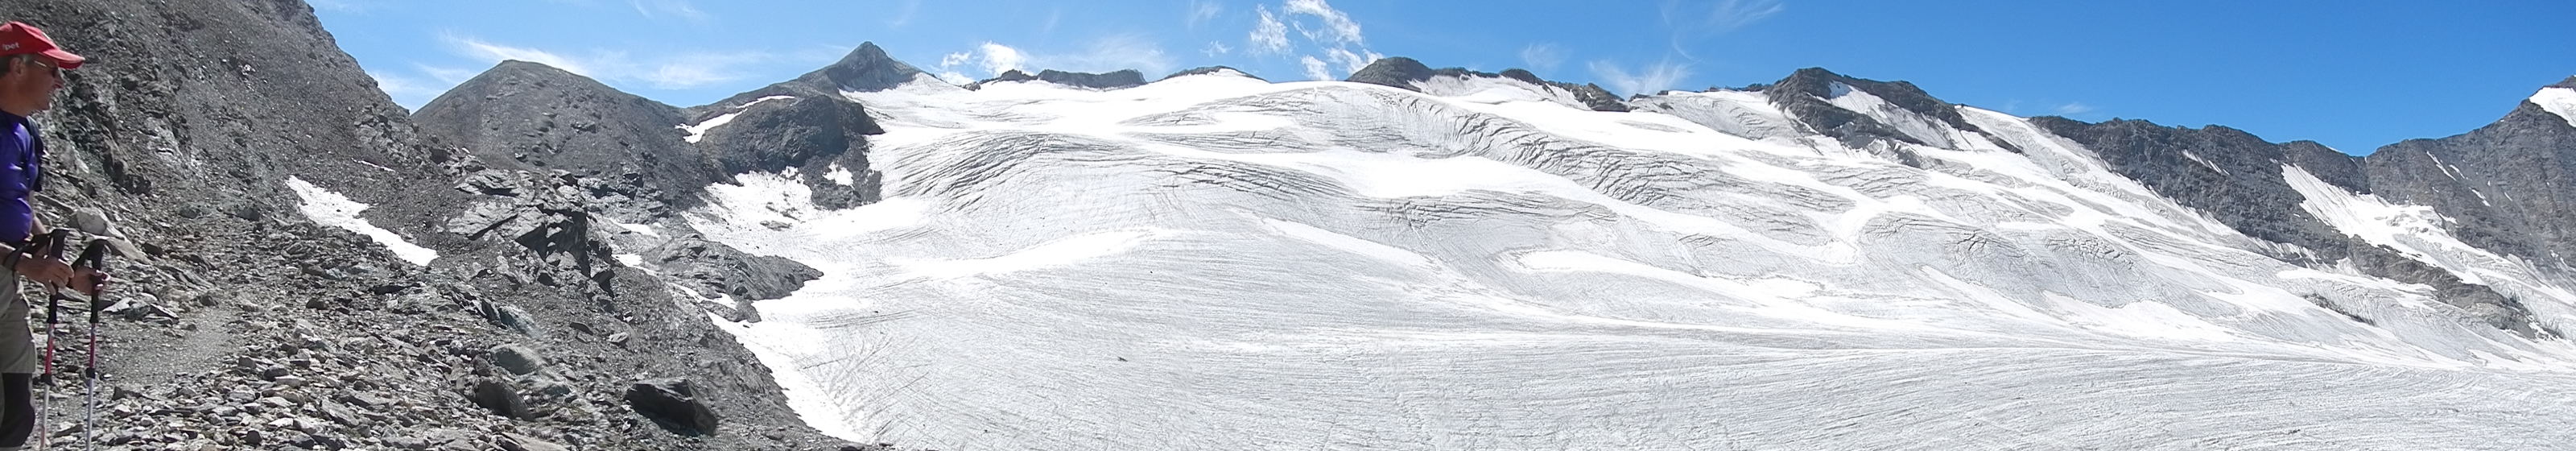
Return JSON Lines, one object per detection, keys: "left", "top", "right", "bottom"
{"left": 0, "top": 275, "right": 35, "bottom": 374}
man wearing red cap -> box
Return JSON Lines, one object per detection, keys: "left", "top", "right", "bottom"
{"left": 0, "top": 20, "right": 99, "bottom": 451}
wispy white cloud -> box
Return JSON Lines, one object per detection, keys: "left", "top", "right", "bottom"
{"left": 1661, "top": 0, "right": 1785, "bottom": 60}
{"left": 427, "top": 34, "right": 832, "bottom": 96}
{"left": 1281, "top": 0, "right": 1363, "bottom": 46}
{"left": 639, "top": 54, "right": 746, "bottom": 89}
{"left": 888, "top": 0, "right": 923, "bottom": 28}
{"left": 1039, "top": 8, "right": 1065, "bottom": 35}
{"left": 1055, "top": 34, "right": 1176, "bottom": 76}
{"left": 934, "top": 35, "right": 1175, "bottom": 84}
{"left": 1300, "top": 56, "right": 1332, "bottom": 81}
{"left": 976, "top": 42, "right": 1029, "bottom": 76}
{"left": 448, "top": 35, "right": 594, "bottom": 75}
{"left": 1322, "top": 48, "right": 1380, "bottom": 76}
{"left": 629, "top": 0, "right": 711, "bottom": 24}
{"left": 2053, "top": 101, "right": 2096, "bottom": 115}
{"left": 1249, "top": 6, "right": 1290, "bottom": 54}
{"left": 1204, "top": 41, "right": 1233, "bottom": 56}
{"left": 415, "top": 64, "right": 478, "bottom": 85}
{"left": 936, "top": 51, "right": 976, "bottom": 85}
{"left": 1589, "top": 60, "right": 1691, "bottom": 97}
{"left": 1187, "top": 0, "right": 1225, "bottom": 29}
{"left": 1243, "top": 0, "right": 1380, "bottom": 80}
{"left": 365, "top": 69, "right": 442, "bottom": 107}
{"left": 1700, "top": 0, "right": 1785, "bottom": 33}
{"left": 1520, "top": 43, "right": 1566, "bottom": 72}
{"left": 929, "top": 43, "right": 1026, "bottom": 82}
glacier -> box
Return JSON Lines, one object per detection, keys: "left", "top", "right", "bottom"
{"left": 679, "top": 70, "right": 2576, "bottom": 449}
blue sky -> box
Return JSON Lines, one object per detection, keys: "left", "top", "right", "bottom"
{"left": 315, "top": 0, "right": 2574, "bottom": 155}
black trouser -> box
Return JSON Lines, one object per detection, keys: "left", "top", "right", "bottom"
{"left": 0, "top": 372, "right": 30, "bottom": 448}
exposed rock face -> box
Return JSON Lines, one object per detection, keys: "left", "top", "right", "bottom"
{"left": 1162, "top": 65, "right": 1265, "bottom": 81}
{"left": 625, "top": 379, "right": 723, "bottom": 437}
{"left": 1344, "top": 56, "right": 1439, "bottom": 88}
{"left": 0, "top": 0, "right": 869, "bottom": 449}
{"left": 2362, "top": 97, "right": 2576, "bottom": 266}
{"left": 809, "top": 42, "right": 932, "bottom": 93}
{"left": 970, "top": 68, "right": 1149, "bottom": 90}
{"left": 691, "top": 94, "right": 884, "bottom": 209}
{"left": 1764, "top": 68, "right": 2010, "bottom": 152}
{"left": 412, "top": 61, "right": 715, "bottom": 214}
{"left": 678, "top": 44, "right": 894, "bottom": 212}
{"left": 2030, "top": 115, "right": 2541, "bottom": 335}
{"left": 1345, "top": 56, "right": 1631, "bottom": 112}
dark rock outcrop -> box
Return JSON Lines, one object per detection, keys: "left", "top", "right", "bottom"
{"left": 1345, "top": 56, "right": 1438, "bottom": 89}
{"left": 2031, "top": 117, "right": 2541, "bottom": 335}
{"left": 970, "top": 68, "right": 1148, "bottom": 90}
{"left": 675, "top": 44, "right": 894, "bottom": 212}
{"left": 627, "top": 379, "right": 723, "bottom": 436}
{"left": 967, "top": 68, "right": 1041, "bottom": 89}
{"left": 1345, "top": 57, "right": 1631, "bottom": 112}
{"left": 413, "top": 61, "right": 715, "bottom": 215}
{"left": 1162, "top": 65, "right": 1265, "bottom": 81}
{"left": 810, "top": 41, "right": 932, "bottom": 93}
{"left": 1764, "top": 68, "right": 2006, "bottom": 152}
{"left": 2358, "top": 84, "right": 2576, "bottom": 267}
{"left": 642, "top": 232, "right": 824, "bottom": 314}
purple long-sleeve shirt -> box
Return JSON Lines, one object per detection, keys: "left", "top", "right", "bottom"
{"left": 0, "top": 111, "right": 41, "bottom": 244}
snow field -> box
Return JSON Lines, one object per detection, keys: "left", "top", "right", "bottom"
{"left": 675, "top": 70, "right": 2576, "bottom": 449}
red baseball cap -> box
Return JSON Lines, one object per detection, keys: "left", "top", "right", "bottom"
{"left": 0, "top": 21, "right": 84, "bottom": 69}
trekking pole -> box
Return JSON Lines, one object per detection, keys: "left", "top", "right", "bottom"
{"left": 27, "top": 230, "right": 66, "bottom": 451}
{"left": 68, "top": 240, "right": 104, "bottom": 451}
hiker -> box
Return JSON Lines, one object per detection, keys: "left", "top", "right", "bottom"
{"left": 0, "top": 21, "right": 101, "bottom": 451}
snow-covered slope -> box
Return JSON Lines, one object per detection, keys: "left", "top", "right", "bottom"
{"left": 683, "top": 69, "right": 2576, "bottom": 449}
{"left": 2533, "top": 87, "right": 2576, "bottom": 129}
{"left": 1410, "top": 75, "right": 1596, "bottom": 111}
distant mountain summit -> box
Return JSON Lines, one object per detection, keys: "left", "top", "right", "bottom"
{"left": 1761, "top": 67, "right": 2001, "bottom": 151}
{"left": 1345, "top": 56, "right": 1630, "bottom": 112}
{"left": 807, "top": 42, "right": 933, "bottom": 93}
{"left": 968, "top": 68, "right": 1149, "bottom": 90}
{"left": 413, "top": 60, "right": 715, "bottom": 217}
{"left": 1162, "top": 65, "right": 1265, "bottom": 81}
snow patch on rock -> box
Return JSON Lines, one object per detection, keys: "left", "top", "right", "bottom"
{"left": 285, "top": 177, "right": 438, "bottom": 265}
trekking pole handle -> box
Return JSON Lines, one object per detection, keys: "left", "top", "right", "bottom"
{"left": 31, "top": 230, "right": 68, "bottom": 325}
{"left": 76, "top": 239, "right": 105, "bottom": 324}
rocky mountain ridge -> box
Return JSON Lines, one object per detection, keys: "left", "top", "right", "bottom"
{"left": 0, "top": 0, "right": 887, "bottom": 449}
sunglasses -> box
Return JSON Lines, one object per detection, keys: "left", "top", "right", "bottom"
{"left": 14, "top": 58, "right": 60, "bottom": 79}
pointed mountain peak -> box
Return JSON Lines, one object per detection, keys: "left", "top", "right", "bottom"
{"left": 815, "top": 41, "right": 931, "bottom": 93}
{"left": 420, "top": 60, "right": 658, "bottom": 116}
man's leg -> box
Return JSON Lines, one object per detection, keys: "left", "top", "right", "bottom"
{"left": 0, "top": 272, "right": 31, "bottom": 450}
{"left": 0, "top": 371, "right": 28, "bottom": 450}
